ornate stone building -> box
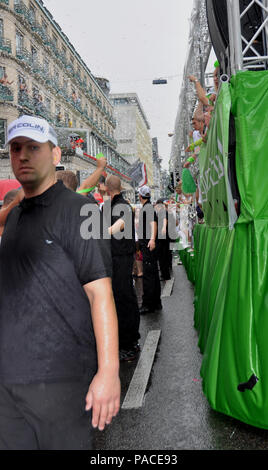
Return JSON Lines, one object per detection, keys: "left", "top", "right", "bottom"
{"left": 110, "top": 93, "right": 154, "bottom": 188}
{"left": 0, "top": 0, "right": 134, "bottom": 198}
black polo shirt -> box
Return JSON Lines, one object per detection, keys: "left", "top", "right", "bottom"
{"left": 138, "top": 199, "right": 158, "bottom": 244}
{"left": 104, "top": 193, "right": 136, "bottom": 257}
{"left": 0, "top": 181, "right": 112, "bottom": 385}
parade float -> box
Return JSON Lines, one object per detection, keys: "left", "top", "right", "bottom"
{"left": 171, "top": 0, "right": 268, "bottom": 428}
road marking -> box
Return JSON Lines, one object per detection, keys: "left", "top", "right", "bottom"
{"left": 161, "top": 277, "right": 174, "bottom": 297}
{"left": 122, "top": 330, "right": 161, "bottom": 409}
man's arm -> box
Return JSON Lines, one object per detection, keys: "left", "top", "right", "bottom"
{"left": 78, "top": 157, "right": 107, "bottom": 196}
{"left": 147, "top": 220, "right": 157, "bottom": 251}
{"left": 0, "top": 189, "right": 24, "bottom": 227}
{"left": 83, "top": 277, "right": 120, "bottom": 431}
{"left": 188, "top": 75, "right": 209, "bottom": 106}
{"left": 108, "top": 218, "right": 124, "bottom": 236}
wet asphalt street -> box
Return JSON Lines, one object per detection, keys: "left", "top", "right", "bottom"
{"left": 94, "top": 263, "right": 268, "bottom": 451}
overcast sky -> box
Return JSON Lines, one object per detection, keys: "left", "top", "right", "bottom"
{"left": 43, "top": 0, "right": 195, "bottom": 170}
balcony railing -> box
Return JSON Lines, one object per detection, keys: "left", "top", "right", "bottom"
{"left": 32, "top": 59, "right": 43, "bottom": 76}
{"left": 0, "top": 0, "right": 9, "bottom": 5}
{"left": 0, "top": 84, "right": 13, "bottom": 102}
{"left": 16, "top": 47, "right": 32, "bottom": 66}
{"left": 18, "top": 92, "right": 35, "bottom": 111}
{"left": 14, "top": 1, "right": 29, "bottom": 18}
{"left": 30, "top": 21, "right": 49, "bottom": 45}
{"left": 0, "top": 37, "right": 11, "bottom": 54}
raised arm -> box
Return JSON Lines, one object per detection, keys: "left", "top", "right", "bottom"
{"left": 188, "top": 75, "right": 210, "bottom": 106}
{"left": 78, "top": 157, "right": 107, "bottom": 195}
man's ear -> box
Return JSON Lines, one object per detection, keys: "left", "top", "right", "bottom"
{"left": 52, "top": 146, "right": 62, "bottom": 167}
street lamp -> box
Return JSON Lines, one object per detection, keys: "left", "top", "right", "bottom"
{"left": 152, "top": 78, "right": 168, "bottom": 85}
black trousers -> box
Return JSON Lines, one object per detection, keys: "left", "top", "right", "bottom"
{"left": 139, "top": 242, "right": 161, "bottom": 311}
{"left": 157, "top": 239, "right": 171, "bottom": 280}
{"left": 0, "top": 381, "right": 93, "bottom": 450}
{"left": 112, "top": 254, "right": 140, "bottom": 350}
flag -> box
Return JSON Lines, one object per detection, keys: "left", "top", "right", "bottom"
{"left": 127, "top": 161, "right": 147, "bottom": 186}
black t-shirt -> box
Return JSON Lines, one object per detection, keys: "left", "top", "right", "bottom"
{"left": 138, "top": 200, "right": 158, "bottom": 244}
{"left": 104, "top": 193, "right": 136, "bottom": 257}
{"left": 0, "top": 181, "right": 112, "bottom": 385}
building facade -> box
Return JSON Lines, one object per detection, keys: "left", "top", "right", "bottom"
{"left": 152, "top": 137, "right": 162, "bottom": 201}
{"left": 110, "top": 93, "right": 154, "bottom": 187}
{"left": 0, "top": 0, "right": 134, "bottom": 196}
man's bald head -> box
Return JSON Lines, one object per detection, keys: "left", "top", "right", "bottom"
{"left": 3, "top": 189, "right": 19, "bottom": 207}
{"left": 105, "top": 175, "right": 122, "bottom": 195}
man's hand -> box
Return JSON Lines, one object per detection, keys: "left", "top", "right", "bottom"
{"left": 147, "top": 239, "right": 156, "bottom": 251}
{"left": 83, "top": 278, "right": 120, "bottom": 432}
{"left": 85, "top": 370, "right": 121, "bottom": 431}
{"left": 188, "top": 75, "right": 197, "bottom": 83}
{"left": 97, "top": 156, "right": 107, "bottom": 170}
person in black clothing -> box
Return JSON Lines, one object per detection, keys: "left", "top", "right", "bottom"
{"left": 0, "top": 115, "right": 120, "bottom": 450}
{"left": 155, "top": 200, "right": 171, "bottom": 281}
{"left": 105, "top": 175, "right": 140, "bottom": 362}
{"left": 138, "top": 186, "right": 162, "bottom": 314}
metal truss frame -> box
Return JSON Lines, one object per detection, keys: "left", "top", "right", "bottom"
{"left": 227, "top": 0, "right": 268, "bottom": 74}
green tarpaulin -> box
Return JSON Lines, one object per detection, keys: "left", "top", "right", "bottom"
{"left": 186, "top": 71, "right": 268, "bottom": 429}
{"left": 198, "top": 82, "right": 237, "bottom": 229}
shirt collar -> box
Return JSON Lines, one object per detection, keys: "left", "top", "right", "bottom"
{"left": 111, "top": 192, "right": 124, "bottom": 206}
{"left": 20, "top": 181, "right": 64, "bottom": 210}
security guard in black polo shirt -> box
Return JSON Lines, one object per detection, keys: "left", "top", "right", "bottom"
{"left": 138, "top": 185, "right": 162, "bottom": 314}
{"left": 105, "top": 175, "right": 140, "bottom": 362}
{"left": 0, "top": 115, "right": 120, "bottom": 450}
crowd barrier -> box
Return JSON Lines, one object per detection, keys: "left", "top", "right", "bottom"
{"left": 180, "top": 71, "right": 268, "bottom": 429}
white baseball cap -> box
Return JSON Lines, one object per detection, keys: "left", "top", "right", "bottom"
{"left": 139, "top": 185, "right": 151, "bottom": 198}
{"left": 5, "top": 115, "right": 58, "bottom": 147}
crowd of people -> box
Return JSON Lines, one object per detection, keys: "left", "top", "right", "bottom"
{"left": 0, "top": 84, "right": 219, "bottom": 447}
{"left": 0, "top": 114, "right": 190, "bottom": 451}
{"left": 170, "top": 62, "right": 221, "bottom": 248}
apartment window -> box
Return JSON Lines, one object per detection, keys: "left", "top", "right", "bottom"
{"left": 0, "top": 119, "right": 6, "bottom": 150}
{"left": 63, "top": 77, "right": 68, "bottom": 95}
{"left": 45, "top": 96, "right": 51, "bottom": 111}
{"left": 42, "top": 19, "right": 48, "bottom": 35}
{"left": 43, "top": 57, "right": 49, "bottom": 74}
{"left": 54, "top": 66, "right": 59, "bottom": 83}
{"left": 0, "top": 66, "right": 5, "bottom": 79}
{"left": 55, "top": 104, "right": 62, "bottom": 124}
{"left": 0, "top": 18, "right": 3, "bottom": 38}
{"left": 32, "top": 86, "right": 39, "bottom": 100}
{"left": 55, "top": 103, "right": 61, "bottom": 115}
{"left": 64, "top": 112, "right": 69, "bottom": 126}
{"left": 31, "top": 45, "right": 38, "bottom": 65}
{"left": 29, "top": 4, "right": 36, "bottom": 24}
{"left": 16, "top": 31, "right": 23, "bottom": 53}
{"left": 52, "top": 34, "right": 57, "bottom": 47}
